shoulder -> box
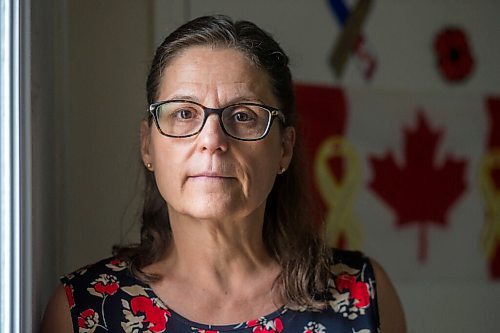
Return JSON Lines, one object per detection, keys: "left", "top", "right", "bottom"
{"left": 328, "top": 250, "right": 406, "bottom": 333}
{"left": 40, "top": 284, "right": 73, "bottom": 333}
{"left": 61, "top": 256, "right": 129, "bottom": 287}
{"left": 369, "top": 258, "right": 407, "bottom": 333}
{"left": 41, "top": 257, "right": 132, "bottom": 333}
{"left": 326, "top": 249, "right": 378, "bottom": 320}
{"left": 59, "top": 256, "right": 130, "bottom": 306}
{"left": 60, "top": 256, "right": 132, "bottom": 311}
{"left": 328, "top": 249, "right": 375, "bottom": 285}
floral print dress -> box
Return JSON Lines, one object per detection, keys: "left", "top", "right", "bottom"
{"left": 61, "top": 250, "right": 380, "bottom": 333}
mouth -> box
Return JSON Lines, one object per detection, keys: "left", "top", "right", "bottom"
{"left": 188, "top": 173, "right": 236, "bottom": 180}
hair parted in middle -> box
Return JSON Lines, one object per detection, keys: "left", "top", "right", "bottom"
{"left": 114, "top": 14, "right": 331, "bottom": 310}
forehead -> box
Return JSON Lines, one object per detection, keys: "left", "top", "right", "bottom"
{"left": 157, "top": 46, "right": 276, "bottom": 104}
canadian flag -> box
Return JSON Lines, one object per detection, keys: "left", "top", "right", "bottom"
{"left": 295, "top": 82, "right": 499, "bottom": 281}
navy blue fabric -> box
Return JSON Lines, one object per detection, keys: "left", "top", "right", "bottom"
{"left": 61, "top": 250, "right": 380, "bottom": 332}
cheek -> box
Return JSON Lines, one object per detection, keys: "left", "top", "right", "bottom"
{"left": 149, "top": 140, "right": 185, "bottom": 200}
{"left": 243, "top": 138, "right": 282, "bottom": 195}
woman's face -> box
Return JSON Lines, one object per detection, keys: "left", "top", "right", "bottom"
{"left": 141, "top": 46, "right": 295, "bottom": 222}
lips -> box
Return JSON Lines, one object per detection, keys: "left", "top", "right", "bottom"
{"left": 192, "top": 172, "right": 228, "bottom": 177}
{"left": 189, "top": 174, "right": 235, "bottom": 180}
{"left": 189, "top": 170, "right": 236, "bottom": 179}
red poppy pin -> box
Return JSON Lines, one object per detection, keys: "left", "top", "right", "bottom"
{"left": 433, "top": 27, "right": 475, "bottom": 83}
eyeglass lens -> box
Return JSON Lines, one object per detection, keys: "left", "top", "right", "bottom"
{"left": 155, "top": 101, "right": 272, "bottom": 140}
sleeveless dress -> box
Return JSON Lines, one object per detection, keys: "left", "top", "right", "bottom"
{"left": 61, "top": 250, "right": 380, "bottom": 332}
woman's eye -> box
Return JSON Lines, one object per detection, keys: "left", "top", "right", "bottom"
{"left": 175, "top": 109, "right": 194, "bottom": 119}
{"left": 233, "top": 111, "right": 254, "bottom": 122}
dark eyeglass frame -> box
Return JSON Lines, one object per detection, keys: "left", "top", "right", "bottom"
{"left": 148, "top": 99, "right": 286, "bottom": 141}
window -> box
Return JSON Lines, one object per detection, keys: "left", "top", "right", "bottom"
{"left": 1, "top": 0, "right": 31, "bottom": 331}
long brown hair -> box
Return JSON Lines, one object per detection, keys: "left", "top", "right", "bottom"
{"left": 114, "top": 15, "right": 331, "bottom": 310}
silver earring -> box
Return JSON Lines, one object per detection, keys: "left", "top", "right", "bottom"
{"left": 146, "top": 163, "right": 153, "bottom": 170}
{"left": 278, "top": 167, "right": 286, "bottom": 174}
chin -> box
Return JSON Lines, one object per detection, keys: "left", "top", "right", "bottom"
{"left": 179, "top": 194, "right": 257, "bottom": 221}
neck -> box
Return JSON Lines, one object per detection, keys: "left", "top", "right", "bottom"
{"left": 157, "top": 205, "right": 278, "bottom": 293}
{"left": 142, "top": 206, "right": 284, "bottom": 324}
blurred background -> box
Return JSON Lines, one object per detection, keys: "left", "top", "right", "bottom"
{"left": 19, "top": 0, "right": 500, "bottom": 331}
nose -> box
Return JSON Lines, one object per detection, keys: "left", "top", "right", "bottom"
{"left": 196, "top": 114, "right": 229, "bottom": 153}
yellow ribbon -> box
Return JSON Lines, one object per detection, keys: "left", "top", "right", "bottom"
{"left": 478, "top": 149, "right": 500, "bottom": 259}
{"left": 314, "top": 135, "right": 363, "bottom": 249}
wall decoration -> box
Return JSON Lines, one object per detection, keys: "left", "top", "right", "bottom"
{"left": 327, "top": 0, "right": 376, "bottom": 80}
{"left": 295, "top": 83, "right": 364, "bottom": 249}
{"left": 296, "top": 81, "right": 498, "bottom": 281}
{"left": 433, "top": 27, "right": 475, "bottom": 83}
{"left": 369, "top": 111, "right": 468, "bottom": 262}
{"left": 315, "top": 136, "right": 363, "bottom": 249}
{"left": 479, "top": 97, "right": 500, "bottom": 279}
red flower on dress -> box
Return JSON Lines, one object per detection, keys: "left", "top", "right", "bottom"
{"left": 88, "top": 274, "right": 119, "bottom": 298}
{"left": 64, "top": 284, "right": 75, "bottom": 309}
{"left": 106, "top": 258, "right": 128, "bottom": 271}
{"left": 335, "top": 274, "right": 370, "bottom": 308}
{"left": 247, "top": 318, "right": 283, "bottom": 332}
{"left": 433, "top": 27, "right": 475, "bottom": 82}
{"left": 129, "top": 295, "right": 171, "bottom": 332}
{"left": 77, "top": 309, "right": 99, "bottom": 333}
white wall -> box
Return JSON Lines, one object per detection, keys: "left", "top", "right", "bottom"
{"left": 181, "top": 0, "right": 500, "bottom": 93}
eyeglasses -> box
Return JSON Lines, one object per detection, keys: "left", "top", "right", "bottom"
{"left": 149, "top": 100, "right": 286, "bottom": 141}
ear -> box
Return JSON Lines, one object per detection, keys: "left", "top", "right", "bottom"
{"left": 280, "top": 126, "right": 295, "bottom": 171}
{"left": 140, "top": 120, "right": 152, "bottom": 165}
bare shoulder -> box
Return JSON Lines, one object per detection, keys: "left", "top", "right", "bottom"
{"left": 40, "top": 284, "right": 73, "bottom": 333}
{"left": 369, "top": 257, "right": 407, "bottom": 333}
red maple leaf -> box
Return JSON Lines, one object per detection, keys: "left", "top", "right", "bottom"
{"left": 369, "top": 111, "right": 467, "bottom": 262}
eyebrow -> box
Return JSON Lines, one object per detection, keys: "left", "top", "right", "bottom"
{"left": 165, "top": 94, "right": 199, "bottom": 102}
{"left": 227, "top": 96, "right": 267, "bottom": 105}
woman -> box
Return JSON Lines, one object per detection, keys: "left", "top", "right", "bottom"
{"left": 41, "top": 15, "right": 406, "bottom": 333}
